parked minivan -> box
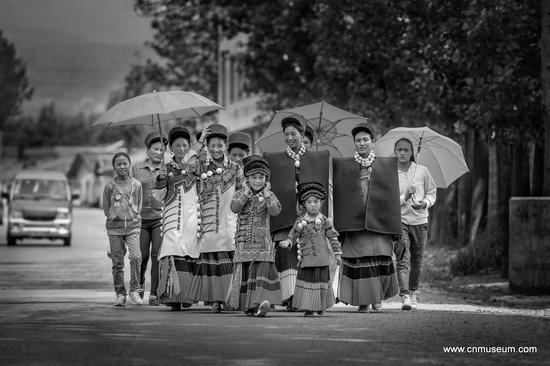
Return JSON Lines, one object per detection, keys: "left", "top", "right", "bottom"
{"left": 2, "top": 170, "right": 79, "bottom": 246}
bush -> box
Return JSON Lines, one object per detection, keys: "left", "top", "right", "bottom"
{"left": 449, "top": 231, "right": 504, "bottom": 276}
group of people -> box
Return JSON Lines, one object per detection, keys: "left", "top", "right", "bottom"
{"left": 102, "top": 116, "right": 436, "bottom": 316}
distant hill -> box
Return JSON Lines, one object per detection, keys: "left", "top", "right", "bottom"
{"left": 0, "top": 0, "right": 155, "bottom": 117}
{"left": 19, "top": 40, "right": 155, "bottom": 116}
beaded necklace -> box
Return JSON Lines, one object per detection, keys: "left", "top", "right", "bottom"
{"left": 200, "top": 153, "right": 229, "bottom": 181}
{"left": 285, "top": 144, "right": 306, "bottom": 168}
{"left": 354, "top": 150, "right": 376, "bottom": 170}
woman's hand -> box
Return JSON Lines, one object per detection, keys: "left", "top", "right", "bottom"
{"left": 158, "top": 166, "right": 167, "bottom": 180}
{"left": 411, "top": 200, "right": 427, "bottom": 210}
{"left": 405, "top": 186, "right": 416, "bottom": 201}
{"left": 279, "top": 240, "right": 290, "bottom": 248}
{"left": 199, "top": 126, "right": 211, "bottom": 144}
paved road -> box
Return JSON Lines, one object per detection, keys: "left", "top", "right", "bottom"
{"left": 0, "top": 208, "right": 548, "bottom": 365}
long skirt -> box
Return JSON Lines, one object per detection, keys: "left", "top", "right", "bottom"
{"left": 339, "top": 255, "right": 398, "bottom": 306}
{"left": 293, "top": 266, "right": 335, "bottom": 312}
{"left": 275, "top": 244, "right": 299, "bottom": 302}
{"left": 228, "top": 261, "right": 282, "bottom": 311}
{"left": 157, "top": 256, "right": 197, "bottom": 304}
{"left": 187, "top": 251, "right": 234, "bottom": 303}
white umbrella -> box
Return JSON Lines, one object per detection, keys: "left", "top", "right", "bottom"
{"left": 91, "top": 90, "right": 224, "bottom": 159}
{"left": 374, "top": 126, "right": 469, "bottom": 188}
{"left": 256, "top": 101, "right": 367, "bottom": 157}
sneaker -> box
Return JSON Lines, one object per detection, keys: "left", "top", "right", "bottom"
{"left": 401, "top": 295, "right": 412, "bottom": 310}
{"left": 245, "top": 308, "right": 255, "bottom": 316}
{"left": 255, "top": 301, "right": 270, "bottom": 317}
{"left": 128, "top": 291, "right": 143, "bottom": 305}
{"left": 149, "top": 295, "right": 159, "bottom": 306}
{"left": 411, "top": 291, "right": 418, "bottom": 310}
{"left": 372, "top": 303, "right": 382, "bottom": 311}
{"left": 114, "top": 294, "right": 126, "bottom": 306}
{"left": 358, "top": 305, "right": 369, "bottom": 313}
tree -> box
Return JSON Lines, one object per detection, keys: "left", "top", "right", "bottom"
{"left": 129, "top": 0, "right": 542, "bottom": 273}
{"left": 0, "top": 30, "right": 33, "bottom": 130}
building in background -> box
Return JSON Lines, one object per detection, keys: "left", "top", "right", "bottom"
{"left": 217, "top": 33, "right": 267, "bottom": 154}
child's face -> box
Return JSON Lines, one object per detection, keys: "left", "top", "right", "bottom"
{"left": 304, "top": 196, "right": 321, "bottom": 215}
{"left": 113, "top": 156, "right": 130, "bottom": 178}
{"left": 247, "top": 173, "right": 266, "bottom": 192}
{"left": 228, "top": 146, "right": 248, "bottom": 163}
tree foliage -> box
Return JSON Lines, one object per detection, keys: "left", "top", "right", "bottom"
{"left": 0, "top": 30, "right": 33, "bottom": 130}
{"left": 130, "top": 0, "right": 540, "bottom": 138}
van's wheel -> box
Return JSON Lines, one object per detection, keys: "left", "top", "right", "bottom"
{"left": 7, "top": 233, "right": 16, "bottom": 246}
{"left": 63, "top": 237, "right": 71, "bottom": 246}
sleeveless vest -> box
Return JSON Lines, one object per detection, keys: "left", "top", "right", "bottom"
{"left": 333, "top": 157, "right": 401, "bottom": 235}
{"left": 264, "top": 150, "right": 330, "bottom": 233}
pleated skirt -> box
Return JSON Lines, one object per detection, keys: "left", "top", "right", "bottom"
{"left": 187, "top": 251, "right": 234, "bottom": 303}
{"left": 157, "top": 256, "right": 197, "bottom": 304}
{"left": 339, "top": 255, "right": 399, "bottom": 306}
{"left": 236, "top": 261, "right": 282, "bottom": 311}
{"left": 293, "top": 266, "right": 335, "bottom": 312}
{"left": 275, "top": 243, "right": 299, "bottom": 302}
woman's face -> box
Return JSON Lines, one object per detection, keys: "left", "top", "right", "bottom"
{"left": 147, "top": 142, "right": 164, "bottom": 164}
{"left": 303, "top": 136, "right": 312, "bottom": 150}
{"left": 113, "top": 156, "right": 130, "bottom": 178}
{"left": 228, "top": 146, "right": 248, "bottom": 163}
{"left": 394, "top": 140, "right": 413, "bottom": 164}
{"left": 354, "top": 131, "right": 374, "bottom": 156}
{"left": 207, "top": 137, "right": 226, "bottom": 160}
{"left": 171, "top": 137, "right": 190, "bottom": 160}
{"left": 284, "top": 125, "right": 303, "bottom": 150}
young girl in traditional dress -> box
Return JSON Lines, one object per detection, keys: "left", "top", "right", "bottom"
{"left": 185, "top": 123, "right": 244, "bottom": 313}
{"left": 226, "top": 155, "right": 282, "bottom": 317}
{"left": 280, "top": 182, "right": 342, "bottom": 317}
{"left": 103, "top": 152, "right": 143, "bottom": 306}
{"left": 155, "top": 127, "right": 200, "bottom": 311}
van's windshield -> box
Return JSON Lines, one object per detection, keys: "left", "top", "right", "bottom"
{"left": 12, "top": 179, "right": 69, "bottom": 201}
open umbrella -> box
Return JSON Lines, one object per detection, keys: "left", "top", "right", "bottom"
{"left": 91, "top": 90, "right": 224, "bottom": 157}
{"left": 374, "top": 126, "right": 469, "bottom": 188}
{"left": 256, "top": 101, "right": 367, "bottom": 157}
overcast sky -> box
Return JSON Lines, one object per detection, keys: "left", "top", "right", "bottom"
{"left": 0, "top": 0, "right": 153, "bottom": 46}
{"left": 0, "top": 0, "right": 155, "bottom": 115}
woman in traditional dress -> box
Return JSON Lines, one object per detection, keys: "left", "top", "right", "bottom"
{"left": 332, "top": 123, "right": 401, "bottom": 312}
{"left": 155, "top": 127, "right": 200, "bottom": 311}
{"left": 186, "top": 123, "right": 244, "bottom": 313}
{"left": 264, "top": 116, "right": 330, "bottom": 311}
{"left": 226, "top": 155, "right": 282, "bottom": 316}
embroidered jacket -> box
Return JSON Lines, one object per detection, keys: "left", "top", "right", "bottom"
{"left": 231, "top": 190, "right": 282, "bottom": 262}
{"left": 287, "top": 213, "right": 342, "bottom": 268}
{"left": 191, "top": 156, "right": 244, "bottom": 253}
{"left": 154, "top": 159, "right": 200, "bottom": 259}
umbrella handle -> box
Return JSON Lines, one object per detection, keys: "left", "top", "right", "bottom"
{"left": 156, "top": 114, "right": 166, "bottom": 168}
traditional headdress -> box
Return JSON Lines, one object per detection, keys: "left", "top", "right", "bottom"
{"left": 242, "top": 155, "right": 270, "bottom": 178}
{"left": 297, "top": 181, "right": 327, "bottom": 203}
